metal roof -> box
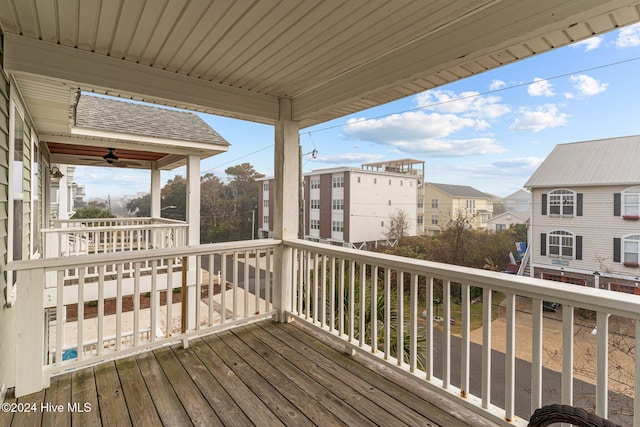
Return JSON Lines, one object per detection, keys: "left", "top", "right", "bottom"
{"left": 525, "top": 135, "right": 640, "bottom": 188}
{"left": 426, "top": 182, "right": 493, "bottom": 198}
{"left": 2, "top": 0, "right": 640, "bottom": 133}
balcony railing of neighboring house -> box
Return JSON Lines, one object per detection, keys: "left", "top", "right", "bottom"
{"left": 8, "top": 238, "right": 640, "bottom": 425}
{"left": 284, "top": 239, "right": 640, "bottom": 427}
{"left": 10, "top": 239, "right": 277, "bottom": 398}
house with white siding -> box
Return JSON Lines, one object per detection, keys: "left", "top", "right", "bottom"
{"left": 423, "top": 182, "right": 494, "bottom": 235}
{"left": 525, "top": 135, "right": 640, "bottom": 294}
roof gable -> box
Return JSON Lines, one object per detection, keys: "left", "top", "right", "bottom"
{"left": 525, "top": 135, "right": 640, "bottom": 188}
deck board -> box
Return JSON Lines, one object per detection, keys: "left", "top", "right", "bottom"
{"left": 5, "top": 319, "right": 485, "bottom": 427}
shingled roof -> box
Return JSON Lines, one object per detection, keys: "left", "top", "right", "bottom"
{"left": 75, "top": 95, "right": 229, "bottom": 146}
{"left": 427, "top": 182, "right": 492, "bottom": 198}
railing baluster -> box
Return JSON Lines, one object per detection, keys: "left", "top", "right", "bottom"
{"left": 339, "top": 259, "right": 345, "bottom": 337}
{"left": 265, "top": 248, "right": 271, "bottom": 312}
{"left": 460, "top": 283, "right": 470, "bottom": 397}
{"left": 330, "top": 256, "right": 336, "bottom": 332}
{"left": 305, "top": 251, "right": 311, "bottom": 320}
{"left": 166, "top": 258, "right": 174, "bottom": 335}
{"left": 55, "top": 270, "right": 64, "bottom": 366}
{"left": 562, "top": 304, "right": 574, "bottom": 406}
{"left": 410, "top": 273, "right": 417, "bottom": 372}
{"left": 97, "top": 266, "right": 105, "bottom": 356}
{"left": 359, "top": 262, "right": 366, "bottom": 347}
{"left": 531, "top": 298, "right": 543, "bottom": 412}
{"left": 243, "top": 251, "right": 249, "bottom": 319}
{"left": 207, "top": 254, "right": 214, "bottom": 325}
{"left": 384, "top": 267, "right": 391, "bottom": 360}
{"left": 196, "top": 255, "right": 202, "bottom": 329}
{"left": 254, "top": 249, "right": 260, "bottom": 315}
{"left": 313, "top": 253, "right": 319, "bottom": 324}
{"left": 133, "top": 262, "right": 140, "bottom": 347}
{"left": 505, "top": 292, "right": 516, "bottom": 421}
{"left": 297, "top": 249, "right": 303, "bottom": 316}
{"left": 371, "top": 266, "right": 378, "bottom": 353}
{"left": 425, "top": 276, "right": 433, "bottom": 380}
{"left": 481, "top": 287, "right": 492, "bottom": 409}
{"left": 321, "top": 255, "right": 327, "bottom": 327}
{"left": 233, "top": 251, "right": 238, "bottom": 321}
{"left": 151, "top": 260, "right": 158, "bottom": 342}
{"left": 397, "top": 271, "right": 404, "bottom": 366}
{"left": 442, "top": 279, "right": 451, "bottom": 389}
{"left": 116, "top": 263, "right": 123, "bottom": 351}
{"left": 348, "top": 260, "right": 355, "bottom": 342}
{"left": 77, "top": 268, "right": 85, "bottom": 362}
{"left": 596, "top": 311, "right": 609, "bottom": 418}
{"left": 220, "top": 254, "right": 226, "bottom": 324}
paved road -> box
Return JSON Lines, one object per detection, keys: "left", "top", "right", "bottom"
{"left": 431, "top": 330, "right": 631, "bottom": 425}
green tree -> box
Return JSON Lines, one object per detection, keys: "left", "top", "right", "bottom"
{"left": 72, "top": 205, "right": 114, "bottom": 219}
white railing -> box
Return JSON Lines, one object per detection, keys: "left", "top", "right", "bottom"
{"left": 284, "top": 239, "right": 640, "bottom": 427}
{"left": 10, "top": 239, "right": 278, "bottom": 397}
{"left": 43, "top": 217, "right": 188, "bottom": 259}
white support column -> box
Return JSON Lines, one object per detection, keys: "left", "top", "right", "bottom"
{"left": 151, "top": 168, "right": 161, "bottom": 219}
{"left": 185, "top": 155, "right": 200, "bottom": 329}
{"left": 15, "top": 267, "right": 46, "bottom": 397}
{"left": 273, "top": 98, "right": 299, "bottom": 323}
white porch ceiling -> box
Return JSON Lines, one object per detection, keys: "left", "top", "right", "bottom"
{"left": 2, "top": 0, "right": 640, "bottom": 134}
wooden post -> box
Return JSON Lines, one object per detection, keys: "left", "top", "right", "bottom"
{"left": 15, "top": 267, "right": 46, "bottom": 397}
{"left": 272, "top": 98, "right": 299, "bottom": 323}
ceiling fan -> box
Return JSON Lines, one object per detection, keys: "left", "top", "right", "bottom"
{"left": 81, "top": 148, "right": 141, "bottom": 168}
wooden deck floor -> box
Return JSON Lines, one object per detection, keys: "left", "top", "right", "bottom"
{"left": 2, "top": 320, "right": 495, "bottom": 427}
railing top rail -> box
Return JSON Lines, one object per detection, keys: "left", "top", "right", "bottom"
{"left": 284, "top": 238, "right": 640, "bottom": 319}
{"left": 42, "top": 222, "right": 189, "bottom": 234}
{"left": 52, "top": 217, "right": 154, "bottom": 224}
{"left": 9, "top": 238, "right": 281, "bottom": 272}
{"left": 151, "top": 217, "right": 188, "bottom": 224}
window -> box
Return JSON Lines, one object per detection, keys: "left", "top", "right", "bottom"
{"left": 417, "top": 215, "right": 423, "bottom": 225}
{"left": 374, "top": 178, "right": 377, "bottom": 184}
{"left": 622, "top": 187, "right": 640, "bottom": 217}
{"left": 263, "top": 199, "right": 269, "bottom": 208}
{"left": 357, "top": 177, "right": 361, "bottom": 183}
{"left": 548, "top": 189, "right": 575, "bottom": 216}
{"left": 417, "top": 198, "right": 424, "bottom": 209}
{"left": 623, "top": 235, "right": 640, "bottom": 265}
{"left": 332, "top": 199, "right": 344, "bottom": 210}
{"left": 310, "top": 199, "right": 320, "bottom": 210}
{"left": 263, "top": 215, "right": 269, "bottom": 224}
{"left": 310, "top": 219, "right": 320, "bottom": 230}
{"left": 431, "top": 199, "right": 439, "bottom": 209}
{"left": 466, "top": 199, "right": 476, "bottom": 214}
{"left": 332, "top": 221, "right": 344, "bottom": 232}
{"left": 388, "top": 200, "right": 391, "bottom": 206}
{"left": 332, "top": 176, "right": 343, "bottom": 188}
{"left": 496, "top": 224, "right": 507, "bottom": 231}
{"left": 388, "top": 179, "right": 392, "bottom": 185}
{"left": 310, "top": 178, "right": 320, "bottom": 189}
{"left": 263, "top": 182, "right": 269, "bottom": 192}
{"left": 548, "top": 230, "right": 574, "bottom": 258}
{"left": 431, "top": 215, "right": 438, "bottom": 225}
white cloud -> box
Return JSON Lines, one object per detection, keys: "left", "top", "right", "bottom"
{"left": 489, "top": 79, "right": 507, "bottom": 90}
{"left": 314, "top": 153, "right": 385, "bottom": 164}
{"left": 415, "top": 90, "right": 510, "bottom": 119}
{"left": 452, "top": 157, "right": 544, "bottom": 177}
{"left": 527, "top": 78, "right": 555, "bottom": 97}
{"left": 615, "top": 23, "right": 640, "bottom": 48}
{"left": 569, "top": 74, "right": 608, "bottom": 96}
{"left": 571, "top": 37, "right": 602, "bottom": 51}
{"left": 509, "top": 104, "right": 569, "bottom": 133}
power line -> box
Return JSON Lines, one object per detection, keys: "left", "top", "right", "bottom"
{"left": 201, "top": 144, "right": 273, "bottom": 175}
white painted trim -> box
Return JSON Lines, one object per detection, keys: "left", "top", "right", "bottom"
{"left": 4, "top": 34, "right": 279, "bottom": 124}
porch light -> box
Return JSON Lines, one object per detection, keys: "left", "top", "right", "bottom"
{"left": 50, "top": 167, "right": 64, "bottom": 178}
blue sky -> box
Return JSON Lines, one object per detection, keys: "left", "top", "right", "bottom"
{"left": 77, "top": 23, "right": 640, "bottom": 200}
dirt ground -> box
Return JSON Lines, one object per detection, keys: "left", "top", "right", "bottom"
{"left": 469, "top": 295, "right": 636, "bottom": 398}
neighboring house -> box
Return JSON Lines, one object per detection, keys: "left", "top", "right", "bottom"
{"left": 502, "top": 189, "right": 531, "bottom": 212}
{"left": 258, "top": 159, "right": 423, "bottom": 247}
{"left": 486, "top": 210, "right": 530, "bottom": 233}
{"left": 423, "top": 182, "right": 494, "bottom": 235}
{"left": 525, "top": 135, "right": 640, "bottom": 293}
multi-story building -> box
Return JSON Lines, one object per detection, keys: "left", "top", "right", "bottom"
{"left": 525, "top": 135, "right": 640, "bottom": 293}
{"left": 423, "top": 182, "right": 494, "bottom": 235}
{"left": 258, "top": 159, "right": 424, "bottom": 247}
